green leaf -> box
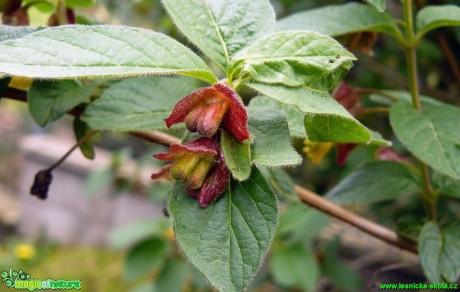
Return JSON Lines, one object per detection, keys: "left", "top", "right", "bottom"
{"left": 368, "top": 129, "right": 392, "bottom": 147}
{"left": 232, "top": 31, "right": 355, "bottom": 89}
{"left": 276, "top": 3, "right": 397, "bottom": 37}
{"left": 419, "top": 221, "right": 460, "bottom": 283}
{"left": 65, "top": 0, "right": 92, "bottom": 8}
{"left": 163, "top": 0, "right": 275, "bottom": 72}
{"left": 416, "top": 5, "right": 460, "bottom": 41}
{"left": 432, "top": 172, "right": 460, "bottom": 199}
{"left": 248, "top": 83, "right": 370, "bottom": 143}
{"left": 109, "top": 219, "right": 169, "bottom": 249}
{"left": 249, "top": 96, "right": 306, "bottom": 139}
{"left": 221, "top": 130, "right": 251, "bottom": 181}
{"left": 364, "top": 0, "right": 385, "bottom": 12}
{"left": 0, "top": 25, "right": 39, "bottom": 42}
{"left": 247, "top": 106, "right": 302, "bottom": 167}
{"left": 326, "top": 161, "right": 420, "bottom": 204}
{"left": 169, "top": 167, "right": 278, "bottom": 292}
{"left": 270, "top": 244, "right": 319, "bottom": 291}
{"left": 125, "top": 237, "right": 170, "bottom": 281}
{"left": 28, "top": 80, "right": 96, "bottom": 127}
{"left": 390, "top": 101, "right": 460, "bottom": 179}
{"left": 154, "top": 258, "right": 190, "bottom": 292}
{"left": 73, "top": 118, "right": 95, "bottom": 160}
{"left": 81, "top": 76, "right": 199, "bottom": 131}
{"left": 0, "top": 25, "right": 217, "bottom": 84}
{"left": 266, "top": 168, "right": 297, "bottom": 199}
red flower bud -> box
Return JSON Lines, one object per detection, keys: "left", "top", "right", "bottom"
{"left": 165, "top": 83, "right": 250, "bottom": 142}
{"left": 332, "top": 82, "right": 359, "bottom": 112}
{"left": 336, "top": 143, "right": 357, "bottom": 166}
{"left": 152, "top": 137, "right": 229, "bottom": 207}
{"left": 376, "top": 147, "right": 409, "bottom": 164}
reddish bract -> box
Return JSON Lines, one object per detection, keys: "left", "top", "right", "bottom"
{"left": 152, "top": 137, "right": 229, "bottom": 208}
{"left": 164, "top": 83, "right": 250, "bottom": 142}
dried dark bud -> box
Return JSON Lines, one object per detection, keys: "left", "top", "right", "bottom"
{"left": 30, "top": 169, "right": 53, "bottom": 200}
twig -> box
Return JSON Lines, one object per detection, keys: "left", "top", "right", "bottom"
{"left": 437, "top": 34, "right": 460, "bottom": 88}
{"left": 1, "top": 87, "right": 419, "bottom": 254}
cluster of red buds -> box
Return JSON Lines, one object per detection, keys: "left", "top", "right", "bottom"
{"left": 151, "top": 83, "right": 250, "bottom": 207}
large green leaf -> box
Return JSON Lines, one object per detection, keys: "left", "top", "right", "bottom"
{"left": 249, "top": 83, "right": 370, "bottom": 143}
{"left": 169, "top": 167, "right": 278, "bottom": 292}
{"left": 270, "top": 244, "right": 319, "bottom": 291}
{"left": 81, "top": 76, "right": 199, "bottom": 131}
{"left": 247, "top": 106, "right": 302, "bottom": 167}
{"left": 0, "top": 25, "right": 39, "bottom": 42}
{"left": 0, "top": 25, "right": 217, "bottom": 83}
{"left": 390, "top": 101, "right": 460, "bottom": 179}
{"left": 276, "top": 3, "right": 397, "bottom": 37}
{"left": 364, "top": 0, "right": 385, "bottom": 12}
{"left": 326, "top": 161, "right": 420, "bottom": 204}
{"left": 416, "top": 5, "right": 460, "bottom": 41}
{"left": 221, "top": 130, "right": 252, "bottom": 181}
{"left": 419, "top": 221, "right": 460, "bottom": 283}
{"left": 163, "top": 0, "right": 275, "bottom": 72}
{"left": 28, "top": 80, "right": 96, "bottom": 127}
{"left": 249, "top": 96, "right": 306, "bottom": 139}
{"left": 231, "top": 31, "right": 355, "bottom": 89}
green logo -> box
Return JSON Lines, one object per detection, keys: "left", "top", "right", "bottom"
{"left": 1, "top": 268, "right": 81, "bottom": 290}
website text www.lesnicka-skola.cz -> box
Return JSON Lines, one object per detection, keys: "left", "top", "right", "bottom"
{"left": 379, "top": 282, "right": 459, "bottom": 290}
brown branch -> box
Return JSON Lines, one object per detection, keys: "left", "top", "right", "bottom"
{"left": 1, "top": 87, "right": 418, "bottom": 254}
{"left": 437, "top": 34, "right": 460, "bottom": 88}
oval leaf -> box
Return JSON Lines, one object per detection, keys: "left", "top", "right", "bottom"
{"left": 249, "top": 83, "right": 370, "bottom": 143}
{"left": 0, "top": 25, "right": 217, "bottom": 83}
{"left": 247, "top": 106, "right": 302, "bottom": 167}
{"left": 81, "top": 76, "right": 200, "bottom": 131}
{"left": 364, "top": 0, "right": 385, "bottom": 12}
{"left": 416, "top": 5, "right": 460, "bottom": 41}
{"left": 232, "top": 31, "right": 355, "bottom": 89}
{"left": 326, "top": 161, "right": 421, "bottom": 204}
{"left": 221, "top": 130, "right": 252, "bottom": 181}
{"left": 276, "top": 3, "right": 397, "bottom": 37}
{"left": 169, "top": 167, "right": 278, "bottom": 292}
{"left": 163, "top": 0, "right": 275, "bottom": 72}
{"left": 390, "top": 101, "right": 460, "bottom": 179}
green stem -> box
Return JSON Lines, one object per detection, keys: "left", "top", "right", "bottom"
{"left": 403, "top": 0, "right": 437, "bottom": 221}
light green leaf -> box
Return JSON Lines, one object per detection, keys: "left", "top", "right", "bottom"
{"left": 270, "top": 244, "right": 319, "bottom": 291}
{"left": 65, "top": 0, "right": 92, "bottom": 8}
{"left": 247, "top": 106, "right": 302, "bottom": 167}
{"left": 169, "top": 167, "right": 278, "bottom": 292}
{"left": 249, "top": 95, "right": 306, "bottom": 139}
{"left": 419, "top": 221, "right": 460, "bottom": 283}
{"left": 248, "top": 83, "right": 370, "bottom": 143}
{"left": 432, "top": 172, "right": 460, "bottom": 199}
{"left": 416, "top": 5, "right": 460, "bottom": 41}
{"left": 163, "top": 0, "right": 275, "bottom": 72}
{"left": 28, "top": 80, "right": 96, "bottom": 127}
{"left": 125, "top": 237, "right": 170, "bottom": 281}
{"left": 81, "top": 76, "right": 199, "bottom": 131}
{"left": 0, "top": 25, "right": 217, "bottom": 84}
{"left": 232, "top": 31, "right": 355, "bottom": 89}
{"left": 276, "top": 3, "right": 397, "bottom": 37}
{"left": 364, "top": 0, "right": 385, "bottom": 12}
{"left": 0, "top": 25, "right": 39, "bottom": 42}
{"left": 326, "top": 161, "right": 420, "bottom": 204}
{"left": 221, "top": 130, "right": 251, "bottom": 181}
{"left": 109, "top": 219, "right": 169, "bottom": 249}
{"left": 154, "top": 258, "right": 190, "bottom": 292}
{"left": 390, "top": 101, "right": 460, "bottom": 179}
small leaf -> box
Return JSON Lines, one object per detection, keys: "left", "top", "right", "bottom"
{"left": 416, "top": 5, "right": 460, "bottom": 40}
{"left": 28, "top": 80, "right": 96, "bottom": 127}
{"left": 270, "top": 244, "right": 319, "bottom": 291}
{"left": 247, "top": 106, "right": 302, "bottom": 167}
{"left": 249, "top": 83, "right": 370, "bottom": 143}
{"left": 163, "top": 0, "right": 275, "bottom": 72}
{"left": 0, "top": 25, "right": 217, "bottom": 83}
{"left": 276, "top": 3, "right": 397, "bottom": 37}
{"left": 109, "top": 219, "right": 169, "bottom": 249}
{"left": 0, "top": 25, "right": 39, "bottom": 42}
{"left": 419, "top": 221, "right": 460, "bottom": 283}
{"left": 169, "top": 167, "right": 278, "bottom": 292}
{"left": 364, "top": 0, "right": 385, "bottom": 12}
{"left": 390, "top": 101, "right": 460, "bottom": 179}
{"left": 65, "top": 0, "right": 92, "bottom": 8}
{"left": 73, "top": 118, "right": 95, "bottom": 160}
{"left": 432, "top": 172, "right": 460, "bottom": 199}
{"left": 249, "top": 96, "right": 306, "bottom": 139}
{"left": 326, "top": 161, "right": 421, "bottom": 204}
{"left": 266, "top": 168, "right": 297, "bottom": 199}
{"left": 82, "top": 76, "right": 199, "bottom": 131}
{"left": 154, "top": 258, "right": 190, "bottom": 292}
{"left": 125, "top": 237, "right": 170, "bottom": 281}
{"left": 232, "top": 31, "right": 355, "bottom": 89}
{"left": 221, "top": 130, "right": 251, "bottom": 181}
